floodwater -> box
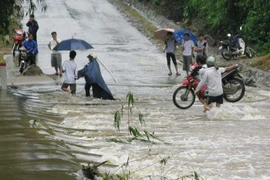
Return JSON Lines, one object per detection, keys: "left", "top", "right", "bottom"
{"left": 1, "top": 0, "right": 270, "bottom": 179}
{"left": 1, "top": 85, "right": 270, "bottom": 179}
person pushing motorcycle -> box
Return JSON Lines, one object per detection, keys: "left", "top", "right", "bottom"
{"left": 195, "top": 56, "right": 238, "bottom": 111}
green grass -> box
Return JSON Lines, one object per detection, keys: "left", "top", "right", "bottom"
{"left": 251, "top": 54, "right": 270, "bottom": 71}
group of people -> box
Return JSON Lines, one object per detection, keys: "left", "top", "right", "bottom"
{"left": 60, "top": 51, "right": 114, "bottom": 100}
{"left": 21, "top": 14, "right": 114, "bottom": 100}
{"left": 23, "top": 13, "right": 237, "bottom": 108}
{"left": 164, "top": 31, "right": 238, "bottom": 111}
{"left": 164, "top": 32, "right": 210, "bottom": 76}
{"left": 20, "top": 14, "right": 39, "bottom": 66}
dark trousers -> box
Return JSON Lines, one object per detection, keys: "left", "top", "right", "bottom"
{"left": 32, "top": 33, "right": 37, "bottom": 42}
{"left": 28, "top": 54, "right": 36, "bottom": 65}
{"left": 85, "top": 83, "right": 101, "bottom": 97}
{"left": 85, "top": 83, "right": 92, "bottom": 97}
{"left": 166, "top": 53, "right": 177, "bottom": 66}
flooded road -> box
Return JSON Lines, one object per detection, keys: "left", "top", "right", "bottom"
{"left": 1, "top": 0, "right": 270, "bottom": 179}
{"left": 0, "top": 89, "right": 80, "bottom": 179}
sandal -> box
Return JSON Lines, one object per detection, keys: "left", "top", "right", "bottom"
{"left": 176, "top": 73, "right": 180, "bottom": 76}
{"left": 168, "top": 73, "right": 172, "bottom": 76}
{"left": 55, "top": 73, "right": 59, "bottom": 75}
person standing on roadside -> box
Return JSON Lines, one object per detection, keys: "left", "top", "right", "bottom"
{"left": 48, "top": 32, "right": 62, "bottom": 76}
{"left": 26, "top": 14, "right": 39, "bottom": 42}
{"left": 194, "top": 34, "right": 207, "bottom": 58}
{"left": 204, "top": 35, "right": 211, "bottom": 58}
{"left": 22, "top": 34, "right": 38, "bottom": 65}
{"left": 163, "top": 32, "right": 180, "bottom": 76}
{"left": 182, "top": 33, "right": 194, "bottom": 76}
{"left": 61, "top": 50, "right": 77, "bottom": 95}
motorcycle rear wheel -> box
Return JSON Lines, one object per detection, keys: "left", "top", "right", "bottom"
{"left": 221, "top": 48, "right": 232, "bottom": 60}
{"left": 223, "top": 78, "right": 245, "bottom": 102}
{"left": 173, "top": 86, "right": 196, "bottom": 109}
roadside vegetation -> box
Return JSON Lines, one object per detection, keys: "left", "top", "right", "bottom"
{"left": 252, "top": 55, "right": 270, "bottom": 71}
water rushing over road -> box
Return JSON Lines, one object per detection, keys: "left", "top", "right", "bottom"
{"left": 0, "top": 90, "right": 80, "bottom": 180}
{"left": 2, "top": 0, "right": 270, "bottom": 179}
{"left": 2, "top": 84, "right": 269, "bottom": 179}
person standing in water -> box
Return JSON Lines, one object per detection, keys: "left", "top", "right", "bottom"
{"left": 77, "top": 53, "right": 114, "bottom": 100}
{"left": 61, "top": 50, "right": 77, "bottom": 95}
{"left": 163, "top": 32, "right": 180, "bottom": 76}
{"left": 195, "top": 56, "right": 238, "bottom": 111}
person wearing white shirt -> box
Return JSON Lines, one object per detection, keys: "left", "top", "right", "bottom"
{"left": 48, "top": 32, "right": 62, "bottom": 76}
{"left": 196, "top": 56, "right": 238, "bottom": 111}
{"left": 61, "top": 51, "right": 77, "bottom": 95}
{"left": 182, "top": 33, "right": 194, "bottom": 76}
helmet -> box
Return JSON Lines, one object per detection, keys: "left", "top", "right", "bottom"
{"left": 87, "top": 53, "right": 97, "bottom": 59}
{"left": 206, "top": 56, "right": 216, "bottom": 66}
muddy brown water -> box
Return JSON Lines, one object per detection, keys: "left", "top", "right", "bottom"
{"left": 0, "top": 89, "right": 80, "bottom": 180}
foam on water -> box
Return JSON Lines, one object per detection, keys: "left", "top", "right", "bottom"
{"left": 206, "top": 104, "right": 266, "bottom": 120}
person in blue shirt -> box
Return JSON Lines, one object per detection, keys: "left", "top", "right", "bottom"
{"left": 22, "top": 34, "right": 38, "bottom": 65}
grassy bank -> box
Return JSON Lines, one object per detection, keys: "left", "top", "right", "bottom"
{"left": 252, "top": 55, "right": 270, "bottom": 71}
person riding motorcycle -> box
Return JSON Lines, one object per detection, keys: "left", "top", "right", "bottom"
{"left": 195, "top": 56, "right": 238, "bottom": 111}
{"left": 22, "top": 34, "right": 38, "bottom": 65}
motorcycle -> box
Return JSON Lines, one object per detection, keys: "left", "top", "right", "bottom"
{"left": 173, "top": 63, "right": 245, "bottom": 109}
{"left": 12, "top": 29, "right": 26, "bottom": 57}
{"left": 219, "top": 27, "right": 253, "bottom": 60}
{"left": 18, "top": 47, "right": 30, "bottom": 74}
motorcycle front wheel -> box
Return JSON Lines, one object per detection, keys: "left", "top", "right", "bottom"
{"left": 223, "top": 78, "right": 245, "bottom": 102}
{"left": 12, "top": 44, "right": 18, "bottom": 57}
{"left": 173, "top": 86, "right": 196, "bottom": 109}
{"left": 221, "top": 48, "right": 232, "bottom": 60}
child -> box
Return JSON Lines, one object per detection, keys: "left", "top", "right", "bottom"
{"left": 195, "top": 56, "right": 238, "bottom": 111}
{"left": 163, "top": 32, "right": 180, "bottom": 76}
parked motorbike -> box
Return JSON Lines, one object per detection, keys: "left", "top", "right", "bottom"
{"left": 173, "top": 63, "right": 245, "bottom": 109}
{"left": 18, "top": 47, "right": 30, "bottom": 74}
{"left": 12, "top": 29, "right": 26, "bottom": 57}
{"left": 219, "top": 27, "right": 253, "bottom": 60}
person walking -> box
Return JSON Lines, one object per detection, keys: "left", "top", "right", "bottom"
{"left": 163, "top": 32, "right": 180, "bottom": 76}
{"left": 195, "top": 56, "right": 238, "bottom": 111}
{"left": 61, "top": 50, "right": 77, "bottom": 95}
{"left": 194, "top": 34, "right": 207, "bottom": 58}
{"left": 48, "top": 32, "right": 62, "bottom": 76}
{"left": 182, "top": 33, "right": 194, "bottom": 76}
{"left": 22, "top": 34, "right": 38, "bottom": 65}
{"left": 26, "top": 14, "right": 39, "bottom": 42}
{"left": 77, "top": 53, "right": 114, "bottom": 100}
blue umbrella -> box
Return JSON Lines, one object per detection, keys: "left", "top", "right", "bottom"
{"left": 54, "top": 38, "right": 94, "bottom": 51}
{"left": 174, "top": 30, "right": 198, "bottom": 45}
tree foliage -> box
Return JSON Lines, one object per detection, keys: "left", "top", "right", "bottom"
{"left": 0, "top": 0, "right": 17, "bottom": 35}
